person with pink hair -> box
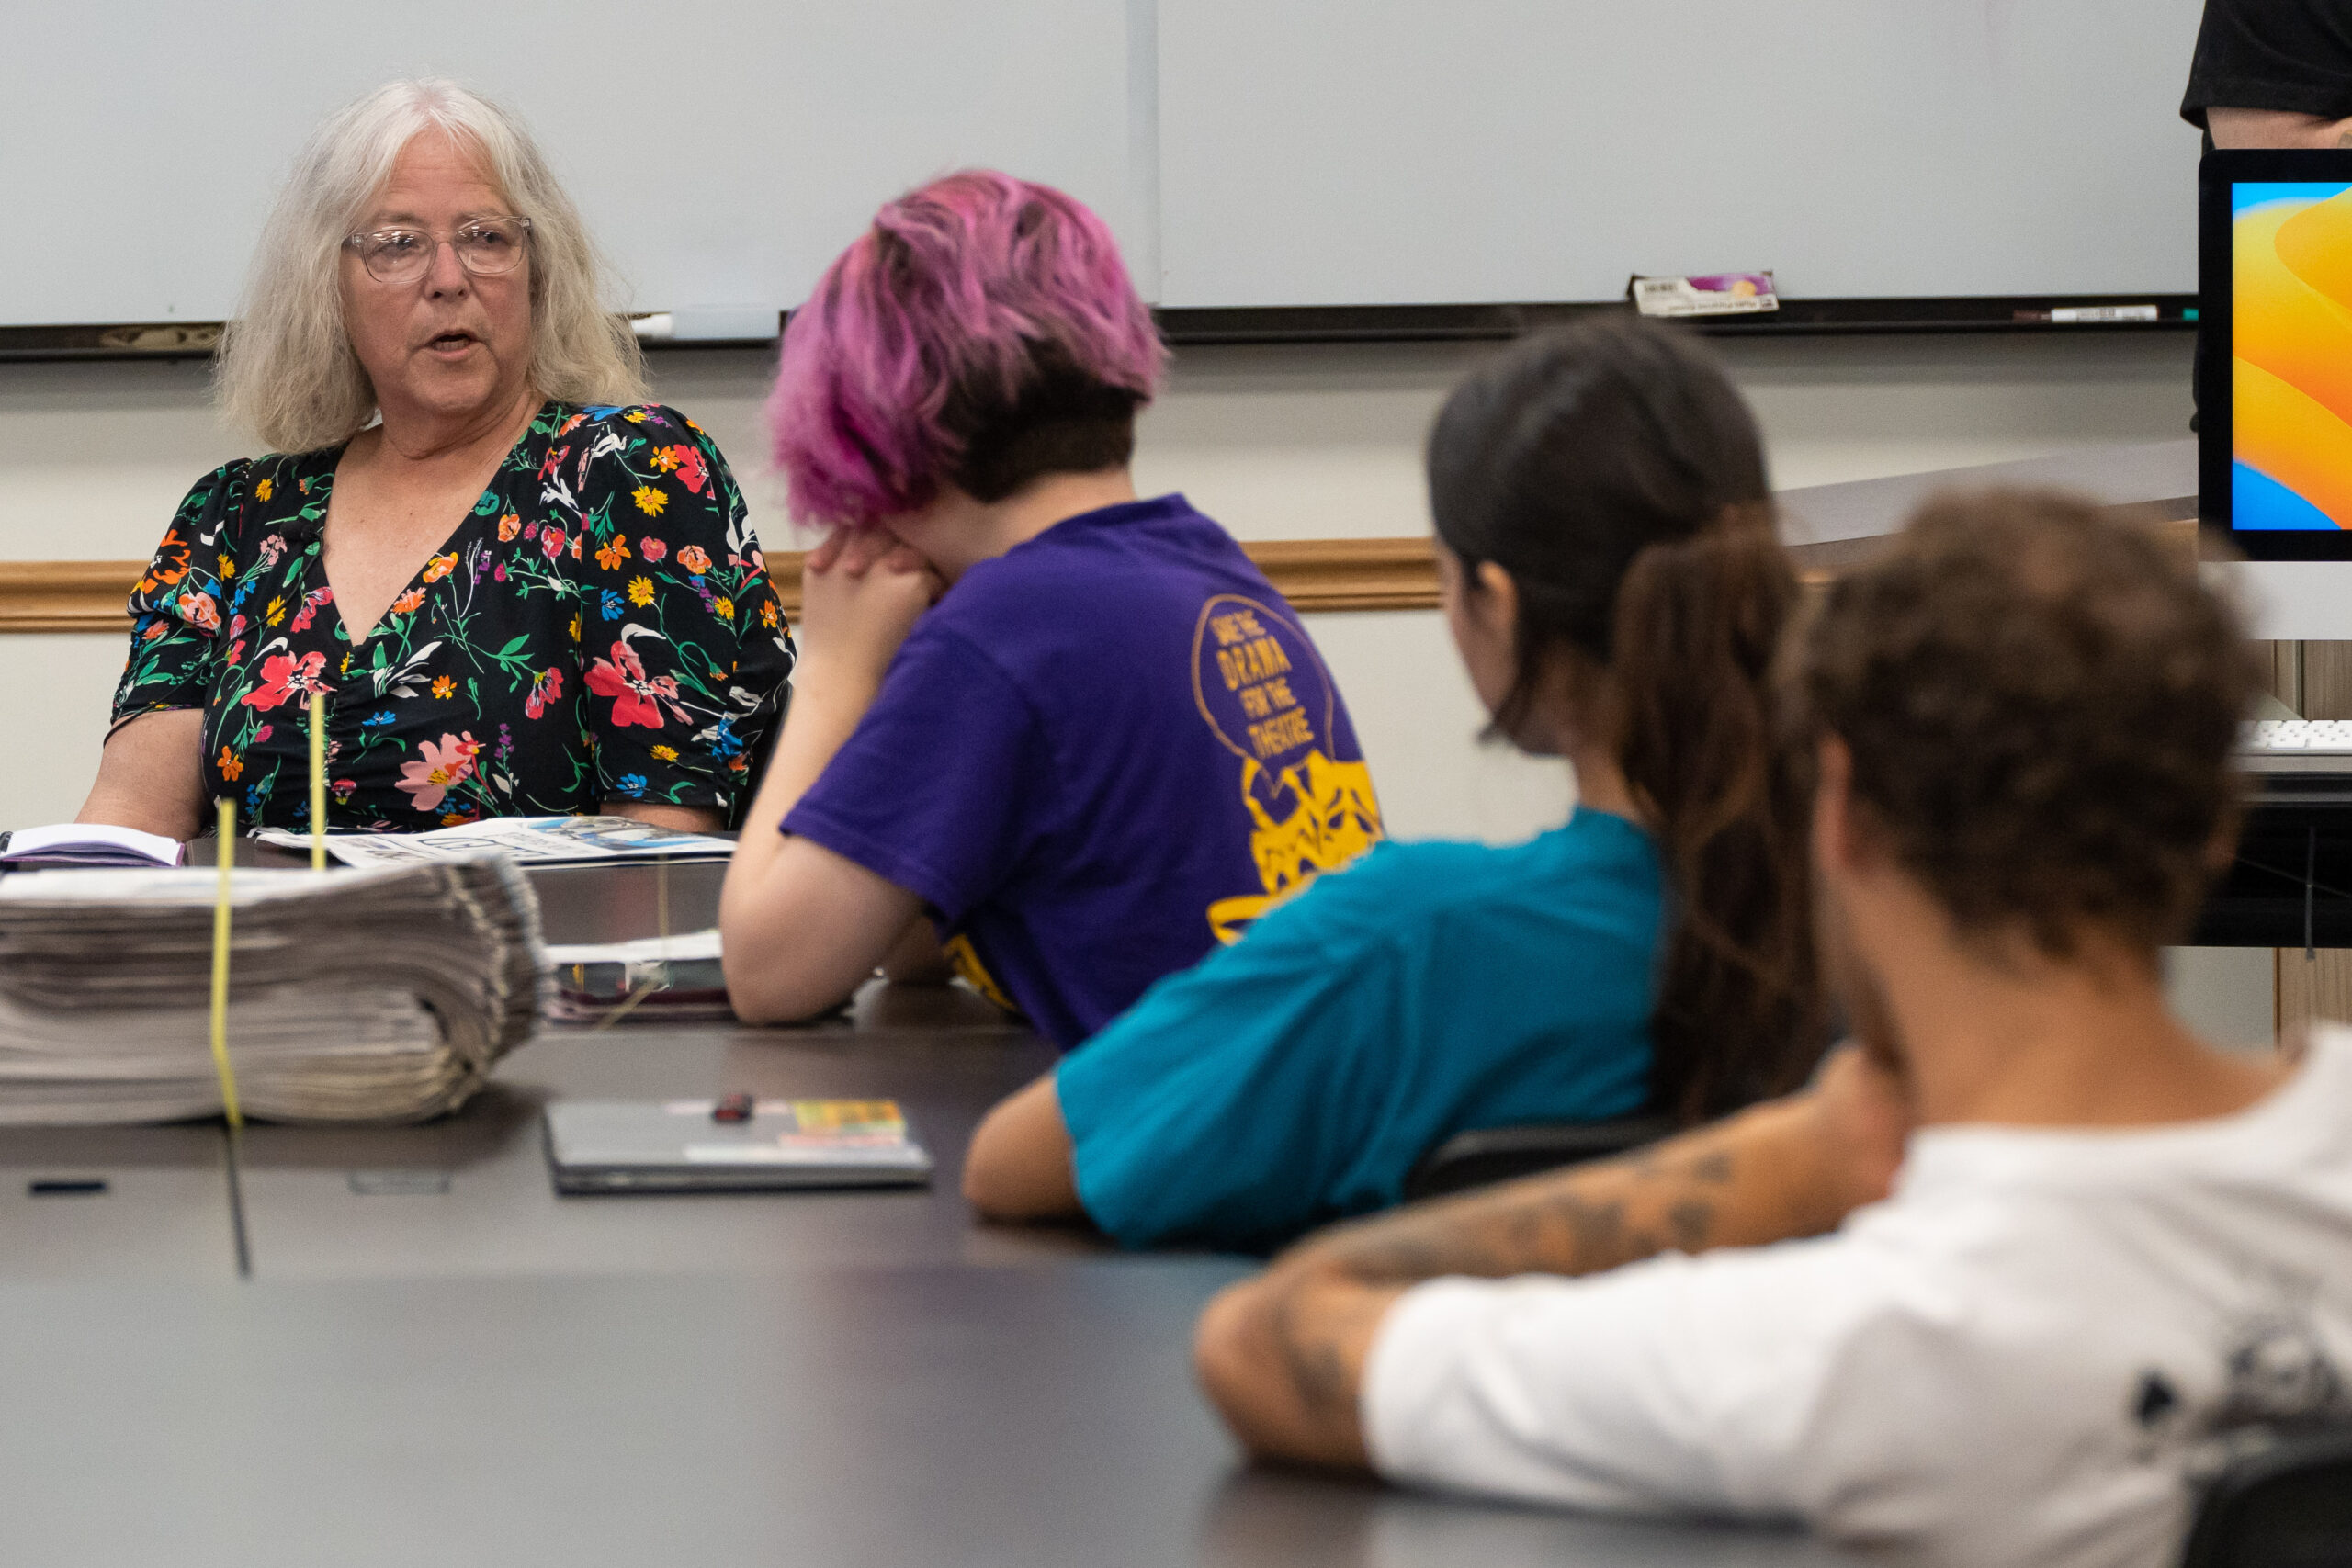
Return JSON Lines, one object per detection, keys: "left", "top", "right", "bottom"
{"left": 718, "top": 171, "right": 1382, "bottom": 1046}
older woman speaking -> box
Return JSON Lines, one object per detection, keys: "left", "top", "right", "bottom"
{"left": 80, "top": 80, "right": 792, "bottom": 837}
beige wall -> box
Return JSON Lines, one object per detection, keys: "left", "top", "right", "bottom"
{"left": 0, "top": 331, "right": 2194, "bottom": 842}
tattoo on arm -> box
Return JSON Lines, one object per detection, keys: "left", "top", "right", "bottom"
{"left": 1290, "top": 1108, "right": 1807, "bottom": 1293}
{"left": 1252, "top": 1274, "right": 1406, "bottom": 1463}
{"left": 1668, "top": 1200, "right": 1713, "bottom": 1252}
{"left": 1234, "top": 1096, "right": 1851, "bottom": 1462}
{"left": 1272, "top": 1290, "right": 1356, "bottom": 1424}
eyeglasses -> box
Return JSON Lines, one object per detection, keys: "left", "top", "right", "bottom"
{"left": 342, "top": 216, "right": 533, "bottom": 285}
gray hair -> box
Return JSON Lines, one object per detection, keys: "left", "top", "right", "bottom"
{"left": 217, "top": 79, "right": 648, "bottom": 454}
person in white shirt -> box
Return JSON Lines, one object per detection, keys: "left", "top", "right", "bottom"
{"left": 1193, "top": 488, "right": 2352, "bottom": 1568}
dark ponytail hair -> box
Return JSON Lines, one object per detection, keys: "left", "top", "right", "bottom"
{"left": 1427, "top": 316, "right": 1822, "bottom": 1122}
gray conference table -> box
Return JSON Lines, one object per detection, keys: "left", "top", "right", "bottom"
{"left": 0, "top": 854, "right": 1854, "bottom": 1568}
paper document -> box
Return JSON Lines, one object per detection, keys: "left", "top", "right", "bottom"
{"left": 544, "top": 930, "right": 723, "bottom": 966}
{"left": 0, "top": 823, "right": 185, "bottom": 870}
{"left": 256, "top": 814, "right": 734, "bottom": 868}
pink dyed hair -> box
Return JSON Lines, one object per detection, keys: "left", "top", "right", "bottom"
{"left": 768, "top": 170, "right": 1165, "bottom": 526}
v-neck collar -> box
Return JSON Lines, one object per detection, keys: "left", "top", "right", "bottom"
{"left": 318, "top": 400, "right": 557, "bottom": 648}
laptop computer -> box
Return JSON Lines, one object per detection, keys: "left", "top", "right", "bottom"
{"left": 544, "top": 1098, "right": 933, "bottom": 1194}
{"left": 2199, "top": 148, "right": 2352, "bottom": 558}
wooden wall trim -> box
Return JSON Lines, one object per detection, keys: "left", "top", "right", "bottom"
{"left": 0, "top": 537, "right": 1443, "bottom": 635}
{"left": 1240, "top": 536, "right": 1439, "bottom": 612}
{"left": 0, "top": 517, "right": 2206, "bottom": 633}
{"left": 0, "top": 560, "right": 150, "bottom": 634}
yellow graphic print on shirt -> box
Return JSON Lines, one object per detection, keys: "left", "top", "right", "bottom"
{"left": 942, "top": 931, "right": 1016, "bottom": 1013}
{"left": 1192, "top": 593, "right": 1383, "bottom": 943}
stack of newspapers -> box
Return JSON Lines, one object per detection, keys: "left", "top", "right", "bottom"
{"left": 0, "top": 855, "right": 543, "bottom": 1125}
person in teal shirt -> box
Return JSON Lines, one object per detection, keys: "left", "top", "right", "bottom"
{"left": 1057, "top": 816, "right": 1659, "bottom": 1250}
{"left": 962, "top": 317, "right": 1826, "bottom": 1251}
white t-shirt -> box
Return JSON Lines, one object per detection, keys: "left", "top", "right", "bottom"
{"left": 1363, "top": 1026, "right": 2352, "bottom": 1568}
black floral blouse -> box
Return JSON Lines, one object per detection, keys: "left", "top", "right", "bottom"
{"left": 113, "top": 401, "right": 795, "bottom": 831}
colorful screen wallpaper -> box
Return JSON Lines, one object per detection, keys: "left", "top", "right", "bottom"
{"left": 2235, "top": 182, "right": 2352, "bottom": 529}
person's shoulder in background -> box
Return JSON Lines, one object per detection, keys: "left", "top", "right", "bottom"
{"left": 2182, "top": 0, "right": 2352, "bottom": 130}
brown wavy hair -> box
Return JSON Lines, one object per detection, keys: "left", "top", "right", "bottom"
{"left": 1787, "top": 489, "right": 2262, "bottom": 962}
{"left": 1427, "top": 317, "right": 1822, "bottom": 1122}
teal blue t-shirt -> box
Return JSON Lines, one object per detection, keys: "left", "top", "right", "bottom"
{"left": 1056, "top": 809, "right": 1662, "bottom": 1252}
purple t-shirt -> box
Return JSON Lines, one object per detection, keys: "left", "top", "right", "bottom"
{"left": 784, "top": 494, "right": 1382, "bottom": 1050}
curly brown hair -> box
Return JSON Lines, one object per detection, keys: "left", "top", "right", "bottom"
{"left": 1788, "top": 488, "right": 2262, "bottom": 961}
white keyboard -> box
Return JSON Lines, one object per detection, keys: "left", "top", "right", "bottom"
{"left": 2243, "top": 719, "right": 2352, "bottom": 753}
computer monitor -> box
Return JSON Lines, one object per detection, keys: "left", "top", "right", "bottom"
{"left": 2200, "top": 150, "right": 2352, "bottom": 559}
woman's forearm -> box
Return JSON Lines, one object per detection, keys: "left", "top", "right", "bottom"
{"left": 719, "top": 532, "right": 943, "bottom": 1021}
{"left": 718, "top": 659, "right": 913, "bottom": 1021}
{"left": 721, "top": 660, "right": 878, "bottom": 897}
{"left": 76, "top": 709, "right": 208, "bottom": 840}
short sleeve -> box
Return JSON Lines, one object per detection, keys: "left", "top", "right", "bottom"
{"left": 572, "top": 407, "right": 795, "bottom": 811}
{"left": 1362, "top": 1241, "right": 1917, "bottom": 1522}
{"left": 2181, "top": 0, "right": 2352, "bottom": 127}
{"left": 112, "top": 460, "right": 249, "bottom": 726}
{"left": 784, "top": 625, "right": 1051, "bottom": 922}
{"left": 1056, "top": 874, "right": 1401, "bottom": 1250}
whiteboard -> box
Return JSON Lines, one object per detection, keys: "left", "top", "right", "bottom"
{"left": 0, "top": 1, "right": 2221, "bottom": 326}
{"left": 1156, "top": 0, "right": 2210, "bottom": 308}
{"left": 0, "top": 1, "right": 1139, "bottom": 328}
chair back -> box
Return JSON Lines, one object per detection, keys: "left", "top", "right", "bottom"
{"left": 2180, "top": 1425, "right": 2352, "bottom": 1568}
{"left": 1402, "top": 1115, "right": 1676, "bottom": 1204}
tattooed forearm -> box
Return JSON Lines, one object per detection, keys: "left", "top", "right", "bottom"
{"left": 1208, "top": 1145, "right": 1743, "bottom": 1465}
{"left": 1204, "top": 1055, "right": 1907, "bottom": 1469}
{"left": 1277, "top": 1093, "right": 1829, "bottom": 1293}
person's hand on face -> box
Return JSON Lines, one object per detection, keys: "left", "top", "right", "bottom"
{"left": 340, "top": 129, "right": 535, "bottom": 445}
{"left": 1802, "top": 1041, "right": 1915, "bottom": 1214}
{"left": 796, "top": 526, "right": 945, "bottom": 693}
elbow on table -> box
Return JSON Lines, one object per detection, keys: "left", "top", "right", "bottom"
{"left": 961, "top": 1105, "right": 1056, "bottom": 1221}
{"left": 718, "top": 937, "right": 854, "bottom": 1026}
{"left": 961, "top": 1079, "right": 1090, "bottom": 1224}
{"left": 1193, "top": 1279, "right": 1285, "bottom": 1453}
{"left": 959, "top": 1122, "right": 1016, "bottom": 1217}
{"left": 1194, "top": 1265, "right": 1387, "bottom": 1472}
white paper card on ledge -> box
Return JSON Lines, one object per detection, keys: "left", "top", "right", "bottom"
{"left": 1629, "top": 272, "right": 1779, "bottom": 318}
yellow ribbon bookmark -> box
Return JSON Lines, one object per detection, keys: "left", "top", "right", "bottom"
{"left": 210, "top": 796, "right": 244, "bottom": 1130}
{"left": 309, "top": 690, "right": 327, "bottom": 870}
